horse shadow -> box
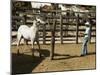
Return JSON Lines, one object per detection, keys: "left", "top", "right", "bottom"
{"left": 11, "top": 49, "right": 50, "bottom": 74}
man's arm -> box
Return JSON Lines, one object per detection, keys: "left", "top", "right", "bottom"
{"left": 79, "top": 32, "right": 85, "bottom": 36}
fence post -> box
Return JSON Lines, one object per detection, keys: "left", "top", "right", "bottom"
{"left": 51, "top": 19, "right": 56, "bottom": 60}
{"left": 76, "top": 14, "right": 79, "bottom": 44}
{"left": 23, "top": 15, "right": 26, "bottom": 24}
{"left": 60, "top": 14, "right": 63, "bottom": 44}
{"left": 43, "top": 22, "right": 46, "bottom": 44}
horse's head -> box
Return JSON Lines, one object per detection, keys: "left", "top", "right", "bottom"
{"left": 35, "top": 16, "right": 46, "bottom": 25}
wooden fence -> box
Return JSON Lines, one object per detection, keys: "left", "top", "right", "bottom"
{"left": 12, "top": 9, "right": 96, "bottom": 44}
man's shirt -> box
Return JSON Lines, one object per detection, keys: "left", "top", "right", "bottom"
{"left": 84, "top": 27, "right": 90, "bottom": 39}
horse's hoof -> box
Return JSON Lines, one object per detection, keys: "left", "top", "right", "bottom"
{"left": 39, "top": 53, "right": 42, "bottom": 58}
{"left": 32, "top": 53, "right": 34, "bottom": 57}
{"left": 17, "top": 49, "right": 20, "bottom": 55}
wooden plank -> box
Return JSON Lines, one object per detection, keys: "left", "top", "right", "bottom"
{"left": 60, "top": 14, "right": 63, "bottom": 44}
{"left": 12, "top": 16, "right": 23, "bottom": 19}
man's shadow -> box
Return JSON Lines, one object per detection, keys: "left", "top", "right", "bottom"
{"left": 53, "top": 52, "right": 96, "bottom": 60}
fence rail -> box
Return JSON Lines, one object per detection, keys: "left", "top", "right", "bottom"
{"left": 12, "top": 10, "right": 96, "bottom": 44}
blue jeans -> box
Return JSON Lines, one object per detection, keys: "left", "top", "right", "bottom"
{"left": 81, "top": 37, "right": 89, "bottom": 55}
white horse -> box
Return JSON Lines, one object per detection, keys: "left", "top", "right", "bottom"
{"left": 17, "top": 16, "right": 45, "bottom": 56}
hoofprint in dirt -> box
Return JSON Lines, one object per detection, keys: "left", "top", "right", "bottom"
{"left": 11, "top": 43, "right": 96, "bottom": 73}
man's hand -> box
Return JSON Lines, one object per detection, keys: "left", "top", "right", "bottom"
{"left": 79, "top": 32, "right": 84, "bottom": 36}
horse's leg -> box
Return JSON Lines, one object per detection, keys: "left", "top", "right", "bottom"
{"left": 36, "top": 38, "right": 41, "bottom": 57}
{"left": 17, "top": 33, "right": 22, "bottom": 54}
{"left": 24, "top": 39, "right": 28, "bottom": 45}
{"left": 31, "top": 39, "right": 34, "bottom": 56}
{"left": 23, "top": 39, "right": 29, "bottom": 53}
{"left": 31, "top": 40, "right": 34, "bottom": 49}
{"left": 36, "top": 38, "right": 40, "bottom": 50}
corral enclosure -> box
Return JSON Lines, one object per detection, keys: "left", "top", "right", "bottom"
{"left": 12, "top": 1, "right": 96, "bottom": 44}
{"left": 11, "top": 1, "right": 96, "bottom": 74}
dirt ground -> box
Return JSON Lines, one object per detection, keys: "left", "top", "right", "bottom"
{"left": 11, "top": 43, "right": 96, "bottom": 74}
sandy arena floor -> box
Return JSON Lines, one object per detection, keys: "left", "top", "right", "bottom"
{"left": 11, "top": 43, "right": 96, "bottom": 74}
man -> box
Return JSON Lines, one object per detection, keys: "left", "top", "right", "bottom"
{"left": 80, "top": 21, "right": 91, "bottom": 56}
